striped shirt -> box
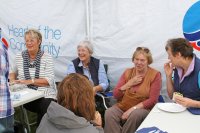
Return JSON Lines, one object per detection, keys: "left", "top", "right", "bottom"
{"left": 10, "top": 52, "right": 57, "bottom": 99}
{"left": 0, "top": 41, "right": 14, "bottom": 118}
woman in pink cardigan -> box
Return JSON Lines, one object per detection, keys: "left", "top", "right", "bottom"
{"left": 104, "top": 47, "right": 162, "bottom": 133}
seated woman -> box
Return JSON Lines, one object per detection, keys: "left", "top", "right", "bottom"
{"left": 104, "top": 47, "right": 162, "bottom": 133}
{"left": 9, "top": 29, "right": 57, "bottom": 125}
{"left": 66, "top": 40, "right": 109, "bottom": 93}
{"left": 36, "top": 73, "right": 104, "bottom": 133}
{"left": 164, "top": 38, "right": 200, "bottom": 109}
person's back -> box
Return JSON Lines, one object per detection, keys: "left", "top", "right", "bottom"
{"left": 36, "top": 73, "right": 103, "bottom": 133}
{"left": 36, "top": 102, "right": 103, "bottom": 133}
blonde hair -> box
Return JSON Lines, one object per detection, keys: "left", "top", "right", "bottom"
{"left": 24, "top": 29, "right": 42, "bottom": 48}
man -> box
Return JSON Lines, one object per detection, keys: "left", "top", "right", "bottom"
{"left": 0, "top": 28, "right": 14, "bottom": 131}
{"left": 164, "top": 38, "right": 200, "bottom": 108}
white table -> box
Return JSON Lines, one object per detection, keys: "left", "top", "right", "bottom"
{"left": 11, "top": 88, "right": 44, "bottom": 133}
{"left": 137, "top": 103, "right": 200, "bottom": 133}
{"left": 11, "top": 88, "right": 44, "bottom": 107}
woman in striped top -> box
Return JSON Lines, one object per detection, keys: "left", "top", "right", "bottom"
{"left": 9, "top": 29, "right": 57, "bottom": 125}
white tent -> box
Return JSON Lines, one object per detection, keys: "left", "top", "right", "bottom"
{"left": 0, "top": 0, "right": 199, "bottom": 101}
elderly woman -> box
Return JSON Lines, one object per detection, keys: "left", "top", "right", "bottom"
{"left": 36, "top": 73, "right": 104, "bottom": 133}
{"left": 164, "top": 38, "right": 200, "bottom": 108}
{"left": 9, "top": 29, "right": 57, "bottom": 125}
{"left": 104, "top": 47, "right": 162, "bottom": 133}
{"left": 67, "top": 40, "right": 109, "bottom": 93}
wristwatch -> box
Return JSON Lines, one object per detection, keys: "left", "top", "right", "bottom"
{"left": 32, "top": 79, "right": 35, "bottom": 84}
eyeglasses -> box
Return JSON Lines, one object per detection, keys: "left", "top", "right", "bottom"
{"left": 136, "top": 47, "right": 150, "bottom": 53}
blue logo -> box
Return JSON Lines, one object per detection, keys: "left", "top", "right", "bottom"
{"left": 183, "top": 1, "right": 200, "bottom": 51}
{"left": 136, "top": 126, "right": 167, "bottom": 133}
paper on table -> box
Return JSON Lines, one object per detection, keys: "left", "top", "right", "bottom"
{"left": 19, "top": 90, "right": 29, "bottom": 96}
{"left": 11, "top": 90, "right": 29, "bottom": 96}
{"left": 11, "top": 93, "right": 21, "bottom": 101}
{"left": 11, "top": 90, "right": 29, "bottom": 101}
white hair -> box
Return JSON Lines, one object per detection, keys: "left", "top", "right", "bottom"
{"left": 77, "top": 40, "right": 94, "bottom": 54}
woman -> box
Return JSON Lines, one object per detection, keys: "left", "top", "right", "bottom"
{"left": 36, "top": 73, "right": 104, "bottom": 133}
{"left": 9, "top": 29, "right": 57, "bottom": 124}
{"left": 66, "top": 40, "right": 109, "bottom": 93}
{"left": 104, "top": 47, "right": 162, "bottom": 133}
{"left": 164, "top": 38, "right": 200, "bottom": 108}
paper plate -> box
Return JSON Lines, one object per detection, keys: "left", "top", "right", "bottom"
{"left": 157, "top": 103, "right": 186, "bottom": 113}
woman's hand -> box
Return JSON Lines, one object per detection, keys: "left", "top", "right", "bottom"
{"left": 93, "top": 111, "right": 102, "bottom": 127}
{"left": 14, "top": 79, "right": 32, "bottom": 85}
{"left": 93, "top": 85, "right": 103, "bottom": 95}
{"left": 127, "top": 75, "right": 143, "bottom": 87}
{"left": 93, "top": 87, "right": 97, "bottom": 95}
{"left": 120, "top": 75, "right": 143, "bottom": 92}
{"left": 121, "top": 107, "right": 135, "bottom": 120}
{"left": 164, "top": 62, "right": 173, "bottom": 78}
{"left": 175, "top": 96, "right": 197, "bottom": 108}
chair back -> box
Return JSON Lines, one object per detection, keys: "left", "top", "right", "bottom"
{"left": 103, "top": 64, "right": 110, "bottom": 92}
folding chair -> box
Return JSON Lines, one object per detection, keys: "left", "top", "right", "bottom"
{"left": 96, "top": 91, "right": 113, "bottom": 109}
{"left": 95, "top": 64, "right": 113, "bottom": 110}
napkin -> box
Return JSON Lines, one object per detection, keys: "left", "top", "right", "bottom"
{"left": 11, "top": 93, "right": 21, "bottom": 101}
{"left": 187, "top": 107, "right": 200, "bottom": 115}
{"left": 136, "top": 126, "right": 168, "bottom": 133}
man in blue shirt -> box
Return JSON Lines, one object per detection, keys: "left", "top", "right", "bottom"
{"left": 0, "top": 28, "right": 14, "bottom": 131}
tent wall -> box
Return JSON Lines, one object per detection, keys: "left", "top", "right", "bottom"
{"left": 0, "top": 0, "right": 199, "bottom": 100}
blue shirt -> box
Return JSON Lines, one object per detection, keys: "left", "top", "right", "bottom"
{"left": 0, "top": 40, "right": 14, "bottom": 118}
{"left": 67, "top": 60, "right": 109, "bottom": 91}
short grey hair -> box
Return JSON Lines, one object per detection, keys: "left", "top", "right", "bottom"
{"left": 77, "top": 40, "right": 94, "bottom": 54}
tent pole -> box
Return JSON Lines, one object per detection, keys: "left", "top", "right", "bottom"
{"left": 86, "top": 0, "right": 90, "bottom": 41}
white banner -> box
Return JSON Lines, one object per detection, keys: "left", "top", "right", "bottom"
{"left": 0, "top": 0, "right": 87, "bottom": 81}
